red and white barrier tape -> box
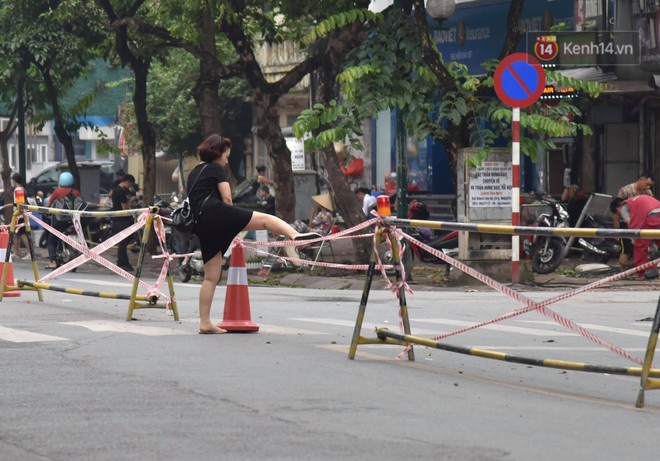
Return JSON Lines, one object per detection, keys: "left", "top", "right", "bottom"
{"left": 396, "top": 230, "right": 645, "bottom": 364}
{"left": 28, "top": 211, "right": 170, "bottom": 301}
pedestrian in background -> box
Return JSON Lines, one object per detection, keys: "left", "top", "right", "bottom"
{"left": 617, "top": 171, "right": 654, "bottom": 200}
{"left": 111, "top": 174, "right": 138, "bottom": 272}
{"left": 256, "top": 164, "right": 274, "bottom": 188}
{"left": 614, "top": 171, "right": 655, "bottom": 268}
{"left": 610, "top": 195, "right": 660, "bottom": 279}
{"left": 44, "top": 172, "right": 81, "bottom": 270}
{"left": 256, "top": 185, "right": 275, "bottom": 215}
{"left": 11, "top": 173, "right": 30, "bottom": 259}
{"left": 355, "top": 187, "right": 377, "bottom": 216}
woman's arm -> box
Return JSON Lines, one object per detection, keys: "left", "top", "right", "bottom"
{"left": 219, "top": 182, "right": 232, "bottom": 205}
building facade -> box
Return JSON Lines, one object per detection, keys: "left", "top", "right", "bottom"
{"left": 371, "top": 0, "right": 660, "bottom": 200}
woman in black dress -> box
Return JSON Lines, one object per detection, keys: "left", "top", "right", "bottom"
{"left": 189, "top": 134, "right": 316, "bottom": 334}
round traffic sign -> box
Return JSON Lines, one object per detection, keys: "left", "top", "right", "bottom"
{"left": 494, "top": 53, "right": 546, "bottom": 108}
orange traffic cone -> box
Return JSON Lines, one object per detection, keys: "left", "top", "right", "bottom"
{"left": 0, "top": 231, "right": 20, "bottom": 297}
{"left": 218, "top": 245, "right": 259, "bottom": 332}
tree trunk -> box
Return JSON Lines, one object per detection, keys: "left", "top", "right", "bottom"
{"left": 413, "top": 0, "right": 526, "bottom": 182}
{"left": 314, "top": 23, "right": 372, "bottom": 262}
{"left": 192, "top": 1, "right": 223, "bottom": 138}
{"left": 111, "top": 13, "right": 157, "bottom": 252}
{"left": 42, "top": 69, "right": 80, "bottom": 188}
{"left": 133, "top": 64, "right": 157, "bottom": 208}
{"left": 498, "top": 0, "right": 526, "bottom": 60}
{"left": 254, "top": 91, "right": 296, "bottom": 223}
{"left": 0, "top": 120, "right": 16, "bottom": 223}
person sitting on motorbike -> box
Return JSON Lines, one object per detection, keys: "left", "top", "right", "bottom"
{"left": 610, "top": 196, "right": 660, "bottom": 279}
{"left": 561, "top": 184, "right": 590, "bottom": 228}
{"left": 44, "top": 172, "right": 81, "bottom": 270}
{"left": 257, "top": 185, "right": 275, "bottom": 215}
{"left": 407, "top": 199, "right": 433, "bottom": 239}
{"left": 256, "top": 164, "right": 274, "bottom": 188}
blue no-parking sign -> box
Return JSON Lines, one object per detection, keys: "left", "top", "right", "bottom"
{"left": 494, "top": 53, "right": 546, "bottom": 108}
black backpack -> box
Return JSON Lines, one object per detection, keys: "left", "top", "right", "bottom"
{"left": 51, "top": 190, "right": 86, "bottom": 222}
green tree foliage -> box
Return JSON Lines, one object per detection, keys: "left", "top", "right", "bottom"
{"left": 293, "top": 5, "right": 602, "bottom": 175}
{"left": 0, "top": 0, "right": 110, "bottom": 189}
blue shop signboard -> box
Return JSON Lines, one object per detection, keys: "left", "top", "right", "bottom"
{"left": 432, "top": 0, "right": 575, "bottom": 76}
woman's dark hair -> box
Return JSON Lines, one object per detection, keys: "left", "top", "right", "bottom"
{"left": 197, "top": 134, "right": 232, "bottom": 162}
{"left": 256, "top": 164, "right": 266, "bottom": 173}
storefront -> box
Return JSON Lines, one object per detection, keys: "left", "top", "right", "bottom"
{"left": 370, "top": 0, "right": 577, "bottom": 195}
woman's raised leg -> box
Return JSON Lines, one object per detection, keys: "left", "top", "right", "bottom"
{"left": 244, "top": 211, "right": 299, "bottom": 239}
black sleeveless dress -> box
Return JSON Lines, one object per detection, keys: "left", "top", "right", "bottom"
{"left": 188, "top": 162, "right": 253, "bottom": 263}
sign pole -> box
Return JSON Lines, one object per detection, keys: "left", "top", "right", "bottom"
{"left": 493, "top": 53, "right": 545, "bottom": 284}
{"left": 511, "top": 107, "right": 520, "bottom": 284}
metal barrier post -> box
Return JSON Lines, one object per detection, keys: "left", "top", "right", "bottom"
{"left": 636, "top": 293, "right": 660, "bottom": 408}
{"left": 127, "top": 212, "right": 153, "bottom": 320}
{"left": 348, "top": 225, "right": 414, "bottom": 361}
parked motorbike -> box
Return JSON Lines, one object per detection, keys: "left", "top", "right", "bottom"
{"left": 125, "top": 194, "right": 176, "bottom": 253}
{"left": 523, "top": 196, "right": 569, "bottom": 274}
{"left": 38, "top": 199, "right": 112, "bottom": 249}
{"left": 179, "top": 253, "right": 204, "bottom": 282}
{"left": 570, "top": 210, "right": 621, "bottom": 263}
{"left": 52, "top": 221, "right": 81, "bottom": 270}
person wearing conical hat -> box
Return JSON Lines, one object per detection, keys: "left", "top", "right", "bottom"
{"left": 292, "top": 194, "right": 334, "bottom": 236}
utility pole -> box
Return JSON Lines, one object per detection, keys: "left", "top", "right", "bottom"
{"left": 17, "top": 70, "right": 27, "bottom": 180}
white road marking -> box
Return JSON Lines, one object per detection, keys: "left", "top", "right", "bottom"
{"left": 290, "top": 318, "right": 442, "bottom": 335}
{"left": 178, "top": 319, "right": 330, "bottom": 335}
{"left": 0, "top": 326, "right": 68, "bottom": 343}
{"left": 258, "top": 324, "right": 330, "bottom": 335}
{"left": 62, "top": 321, "right": 191, "bottom": 336}
{"left": 412, "top": 318, "right": 577, "bottom": 336}
{"left": 471, "top": 346, "right": 649, "bottom": 352}
{"left": 516, "top": 320, "right": 651, "bottom": 337}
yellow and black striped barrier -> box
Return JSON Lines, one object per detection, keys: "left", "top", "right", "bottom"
{"left": 0, "top": 205, "right": 179, "bottom": 322}
{"left": 17, "top": 280, "right": 158, "bottom": 304}
{"left": 387, "top": 217, "right": 660, "bottom": 239}
{"left": 348, "top": 218, "right": 660, "bottom": 408}
{"left": 18, "top": 203, "right": 151, "bottom": 219}
{"left": 375, "top": 327, "right": 660, "bottom": 378}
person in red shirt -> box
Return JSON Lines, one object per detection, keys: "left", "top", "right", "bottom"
{"left": 610, "top": 195, "right": 660, "bottom": 279}
{"left": 44, "top": 172, "right": 81, "bottom": 269}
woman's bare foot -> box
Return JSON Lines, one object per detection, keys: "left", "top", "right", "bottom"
{"left": 199, "top": 324, "right": 227, "bottom": 334}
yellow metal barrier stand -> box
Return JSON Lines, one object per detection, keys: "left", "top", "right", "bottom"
{"left": 636, "top": 294, "right": 660, "bottom": 408}
{"left": 125, "top": 209, "right": 179, "bottom": 321}
{"left": 0, "top": 208, "right": 42, "bottom": 302}
{"left": 348, "top": 224, "right": 414, "bottom": 361}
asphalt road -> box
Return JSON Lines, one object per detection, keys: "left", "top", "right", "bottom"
{"left": 2, "top": 263, "right": 660, "bottom": 461}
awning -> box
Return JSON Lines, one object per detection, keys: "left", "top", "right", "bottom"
{"left": 558, "top": 67, "right": 654, "bottom": 94}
